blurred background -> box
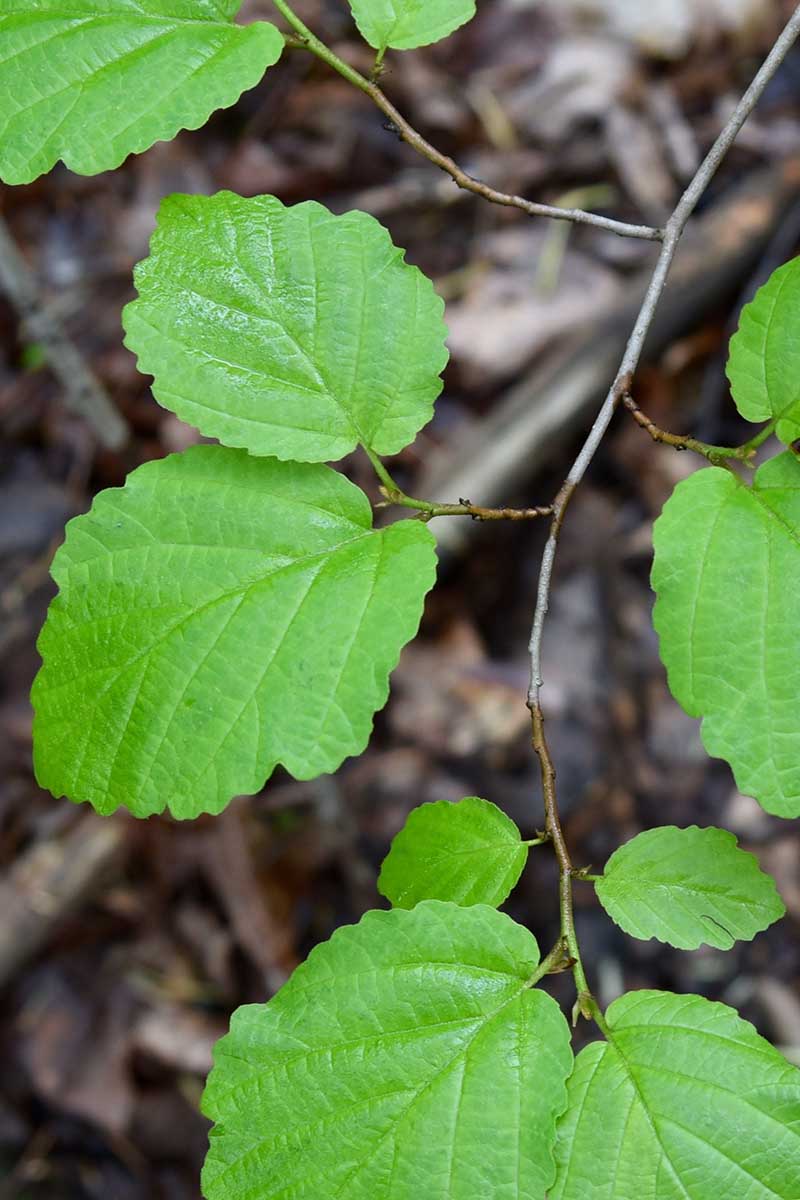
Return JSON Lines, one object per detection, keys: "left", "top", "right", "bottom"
{"left": 2, "top": 0, "right": 800, "bottom": 1195}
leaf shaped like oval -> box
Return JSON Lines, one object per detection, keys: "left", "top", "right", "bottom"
{"left": 379, "top": 796, "right": 529, "bottom": 908}
{"left": 652, "top": 453, "right": 800, "bottom": 817}
{"left": 595, "top": 825, "right": 785, "bottom": 950}
{"left": 727, "top": 256, "right": 800, "bottom": 447}
{"left": 203, "top": 901, "right": 574, "bottom": 1200}
{"left": 0, "top": 1, "right": 283, "bottom": 184}
{"left": 32, "top": 445, "right": 436, "bottom": 819}
{"left": 123, "top": 192, "right": 449, "bottom": 462}
{"left": 348, "top": 0, "right": 477, "bottom": 51}
{"left": 552, "top": 990, "right": 800, "bottom": 1200}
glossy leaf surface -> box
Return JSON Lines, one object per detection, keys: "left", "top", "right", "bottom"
{"left": 33, "top": 445, "right": 436, "bottom": 819}
{"left": 0, "top": 1, "right": 283, "bottom": 184}
{"left": 652, "top": 453, "right": 800, "bottom": 817}
{"left": 595, "top": 825, "right": 785, "bottom": 949}
{"left": 203, "top": 901, "right": 573, "bottom": 1200}
{"left": 379, "top": 796, "right": 528, "bottom": 909}
{"left": 123, "top": 192, "right": 449, "bottom": 462}
{"left": 552, "top": 990, "right": 800, "bottom": 1200}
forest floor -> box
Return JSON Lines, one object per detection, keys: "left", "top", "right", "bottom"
{"left": 1, "top": 1, "right": 799, "bottom": 1195}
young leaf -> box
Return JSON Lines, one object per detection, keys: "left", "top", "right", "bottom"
{"left": 122, "top": 192, "right": 449, "bottom": 462}
{"left": 594, "top": 825, "right": 785, "bottom": 950}
{"left": 348, "top": 0, "right": 476, "bottom": 51}
{"left": 32, "top": 445, "right": 436, "bottom": 819}
{"left": 378, "top": 796, "right": 529, "bottom": 909}
{"left": 727, "top": 256, "right": 800, "bottom": 447}
{"left": 552, "top": 990, "right": 800, "bottom": 1200}
{"left": 0, "top": 2, "right": 283, "bottom": 185}
{"left": 652, "top": 452, "right": 800, "bottom": 817}
{"left": 203, "top": 901, "right": 573, "bottom": 1200}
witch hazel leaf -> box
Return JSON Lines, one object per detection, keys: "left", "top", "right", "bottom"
{"left": 551, "top": 990, "right": 800, "bottom": 1200}
{"left": 595, "top": 825, "right": 785, "bottom": 950}
{"left": 0, "top": 2, "right": 283, "bottom": 185}
{"left": 203, "top": 901, "right": 574, "bottom": 1200}
{"left": 652, "top": 452, "right": 800, "bottom": 817}
{"left": 32, "top": 445, "right": 437, "bottom": 819}
{"left": 348, "top": 0, "right": 477, "bottom": 52}
{"left": 378, "top": 797, "right": 529, "bottom": 909}
{"left": 727, "top": 255, "right": 800, "bottom": 447}
{"left": 122, "top": 192, "right": 449, "bottom": 463}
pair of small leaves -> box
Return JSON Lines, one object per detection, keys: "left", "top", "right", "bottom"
{"left": 0, "top": 1, "right": 478, "bottom": 186}
{"left": 380, "top": 798, "right": 784, "bottom": 952}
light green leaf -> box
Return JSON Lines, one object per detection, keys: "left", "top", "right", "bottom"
{"left": 595, "top": 825, "right": 785, "bottom": 950}
{"left": 0, "top": 1, "right": 283, "bottom": 185}
{"left": 203, "top": 901, "right": 573, "bottom": 1200}
{"left": 122, "top": 192, "right": 449, "bottom": 462}
{"left": 652, "top": 452, "right": 800, "bottom": 817}
{"left": 552, "top": 990, "right": 800, "bottom": 1200}
{"left": 348, "top": 0, "right": 476, "bottom": 51}
{"left": 727, "top": 256, "right": 800, "bottom": 447}
{"left": 378, "top": 796, "right": 529, "bottom": 909}
{"left": 32, "top": 445, "right": 436, "bottom": 819}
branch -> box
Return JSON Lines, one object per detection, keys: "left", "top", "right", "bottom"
{"left": 527, "top": 5, "right": 800, "bottom": 708}
{"left": 365, "top": 444, "right": 553, "bottom": 520}
{"left": 272, "top": 0, "right": 662, "bottom": 242}
{"left": 622, "top": 393, "right": 777, "bottom": 465}
{"left": 525, "top": 5, "right": 800, "bottom": 1017}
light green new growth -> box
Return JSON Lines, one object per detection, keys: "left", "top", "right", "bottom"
{"left": 727, "top": 256, "right": 800, "bottom": 447}
{"left": 32, "top": 445, "right": 437, "bottom": 819}
{"left": 552, "top": 990, "right": 800, "bottom": 1200}
{"left": 594, "top": 825, "right": 785, "bottom": 950}
{"left": 203, "top": 901, "right": 573, "bottom": 1200}
{"left": 0, "top": 1, "right": 283, "bottom": 185}
{"left": 378, "top": 796, "right": 530, "bottom": 909}
{"left": 652, "top": 452, "right": 800, "bottom": 817}
{"left": 123, "top": 192, "right": 449, "bottom": 463}
{"left": 348, "top": 0, "right": 476, "bottom": 52}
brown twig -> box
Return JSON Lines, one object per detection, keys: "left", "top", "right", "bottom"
{"left": 272, "top": 0, "right": 661, "bottom": 242}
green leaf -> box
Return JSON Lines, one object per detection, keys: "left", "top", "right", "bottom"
{"left": 727, "top": 256, "right": 800, "bottom": 447}
{"left": 202, "top": 901, "right": 573, "bottom": 1200}
{"left": 32, "top": 445, "right": 436, "bottom": 819}
{"left": 0, "top": 2, "right": 283, "bottom": 185}
{"left": 378, "top": 796, "right": 529, "bottom": 909}
{"left": 594, "top": 825, "right": 785, "bottom": 950}
{"left": 122, "top": 192, "right": 449, "bottom": 462}
{"left": 552, "top": 990, "right": 800, "bottom": 1200}
{"left": 652, "top": 452, "right": 800, "bottom": 817}
{"left": 348, "top": 0, "right": 476, "bottom": 51}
